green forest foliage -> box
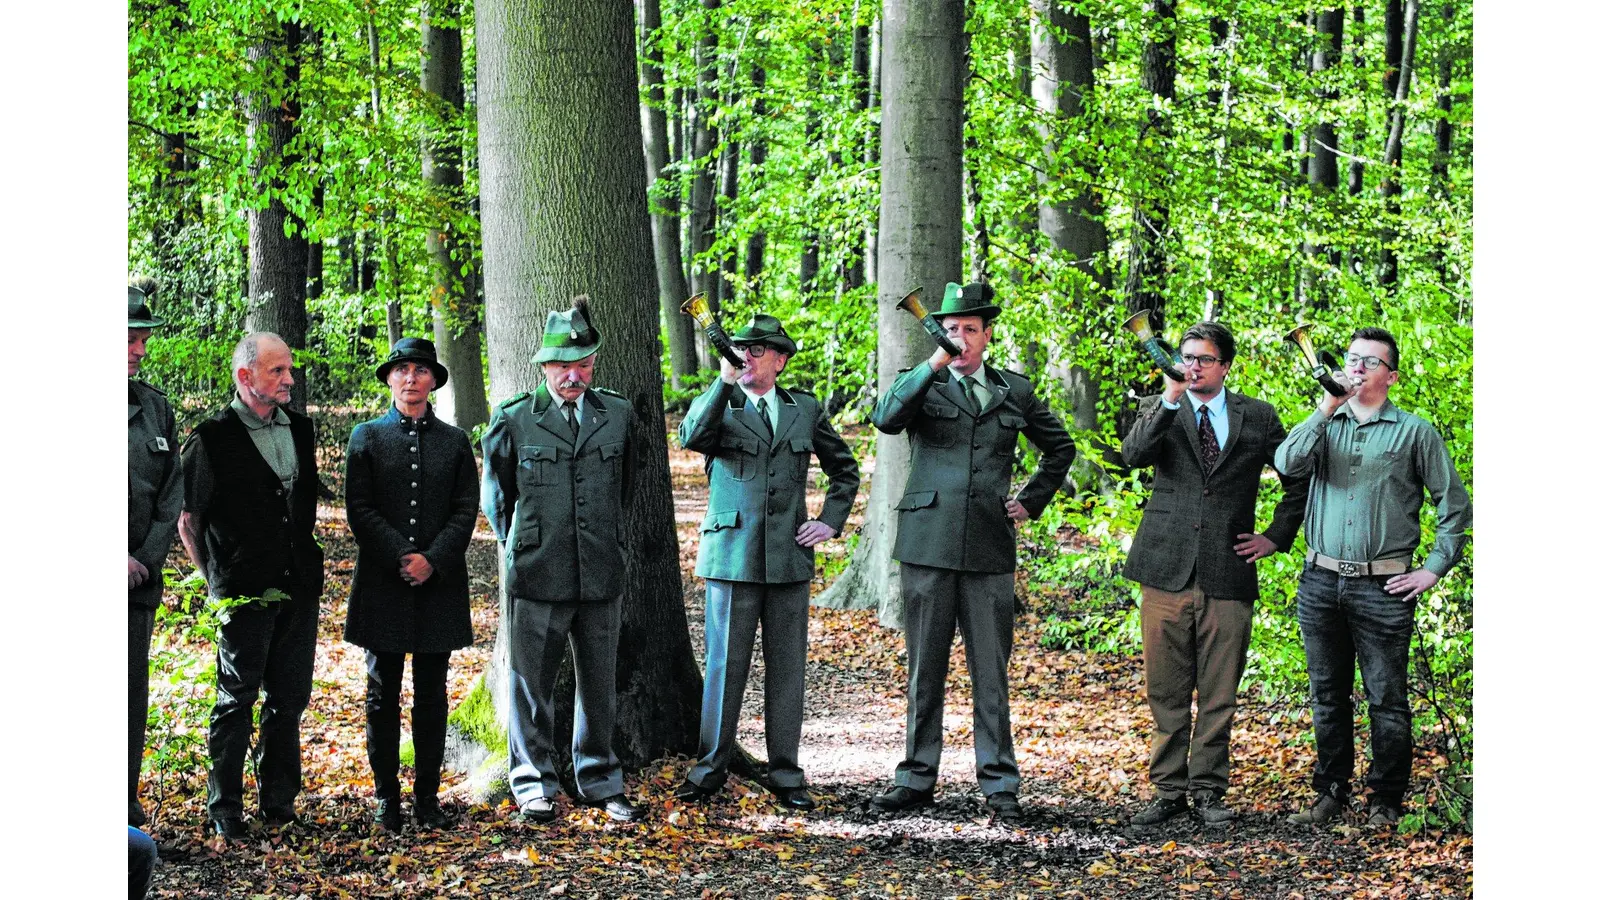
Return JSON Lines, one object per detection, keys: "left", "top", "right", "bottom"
{"left": 130, "top": 0, "right": 1473, "bottom": 829}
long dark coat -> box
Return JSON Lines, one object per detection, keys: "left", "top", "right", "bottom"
{"left": 344, "top": 405, "right": 479, "bottom": 653}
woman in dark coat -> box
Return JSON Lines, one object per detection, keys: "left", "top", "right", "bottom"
{"left": 344, "top": 338, "right": 478, "bottom": 831}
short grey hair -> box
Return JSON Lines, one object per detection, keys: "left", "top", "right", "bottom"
{"left": 232, "top": 331, "right": 286, "bottom": 387}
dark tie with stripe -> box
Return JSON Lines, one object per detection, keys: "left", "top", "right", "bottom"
{"left": 756, "top": 396, "right": 774, "bottom": 439}
{"left": 961, "top": 378, "right": 981, "bottom": 414}
{"left": 562, "top": 401, "right": 579, "bottom": 439}
{"left": 1197, "top": 404, "right": 1221, "bottom": 473}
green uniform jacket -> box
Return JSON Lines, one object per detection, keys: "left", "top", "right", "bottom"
{"left": 129, "top": 379, "right": 183, "bottom": 610}
{"left": 481, "top": 384, "right": 638, "bottom": 603}
{"left": 680, "top": 380, "right": 861, "bottom": 584}
{"left": 872, "top": 362, "right": 1076, "bottom": 574}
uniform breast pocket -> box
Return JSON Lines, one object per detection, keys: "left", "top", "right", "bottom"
{"left": 918, "top": 402, "right": 961, "bottom": 447}
{"left": 519, "top": 445, "right": 560, "bottom": 486}
{"left": 1145, "top": 488, "right": 1175, "bottom": 514}
{"left": 718, "top": 433, "right": 759, "bottom": 481}
{"left": 599, "top": 441, "right": 626, "bottom": 480}
{"left": 788, "top": 437, "right": 814, "bottom": 480}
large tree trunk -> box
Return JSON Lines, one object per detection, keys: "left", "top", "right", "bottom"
{"left": 1124, "top": 0, "right": 1176, "bottom": 330}
{"left": 475, "top": 0, "right": 701, "bottom": 787}
{"left": 244, "top": 19, "right": 310, "bottom": 412}
{"left": 1031, "top": 0, "right": 1107, "bottom": 433}
{"left": 422, "top": 3, "right": 490, "bottom": 432}
{"left": 639, "top": 0, "right": 697, "bottom": 389}
{"left": 812, "top": 0, "right": 964, "bottom": 629}
{"left": 1377, "top": 0, "right": 1419, "bottom": 293}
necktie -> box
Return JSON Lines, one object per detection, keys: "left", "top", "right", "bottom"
{"left": 961, "top": 377, "right": 982, "bottom": 414}
{"left": 1197, "top": 404, "right": 1221, "bottom": 472}
{"left": 756, "top": 396, "right": 774, "bottom": 439}
{"left": 562, "top": 401, "right": 579, "bottom": 439}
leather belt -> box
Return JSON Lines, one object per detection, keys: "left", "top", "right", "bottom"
{"left": 1308, "top": 550, "right": 1409, "bottom": 577}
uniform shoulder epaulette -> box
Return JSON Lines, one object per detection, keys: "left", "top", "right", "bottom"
{"left": 1002, "top": 366, "right": 1031, "bottom": 381}
{"left": 594, "top": 387, "right": 626, "bottom": 399}
{"left": 498, "top": 391, "right": 532, "bottom": 409}
{"left": 786, "top": 386, "right": 816, "bottom": 397}
{"left": 897, "top": 366, "right": 914, "bottom": 374}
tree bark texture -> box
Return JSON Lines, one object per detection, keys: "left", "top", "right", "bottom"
{"left": 244, "top": 19, "right": 310, "bottom": 412}
{"left": 422, "top": 5, "right": 490, "bottom": 432}
{"left": 1300, "top": 8, "right": 1343, "bottom": 312}
{"left": 1124, "top": 0, "right": 1176, "bottom": 327}
{"left": 476, "top": 0, "right": 701, "bottom": 771}
{"left": 812, "top": 0, "right": 965, "bottom": 629}
{"left": 744, "top": 64, "right": 769, "bottom": 298}
{"left": 688, "top": 0, "right": 721, "bottom": 329}
{"left": 1378, "top": 0, "right": 1419, "bottom": 292}
{"left": 640, "top": 0, "right": 697, "bottom": 388}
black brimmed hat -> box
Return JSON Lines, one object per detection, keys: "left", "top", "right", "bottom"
{"left": 376, "top": 337, "right": 449, "bottom": 388}
{"left": 729, "top": 313, "right": 798, "bottom": 356}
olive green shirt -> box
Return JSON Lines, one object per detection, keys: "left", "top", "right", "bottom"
{"left": 1275, "top": 399, "right": 1471, "bottom": 577}
{"left": 230, "top": 395, "right": 298, "bottom": 493}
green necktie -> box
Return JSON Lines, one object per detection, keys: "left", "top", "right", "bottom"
{"left": 961, "top": 377, "right": 981, "bottom": 414}
{"left": 563, "top": 401, "right": 579, "bottom": 438}
{"left": 756, "top": 396, "right": 774, "bottom": 438}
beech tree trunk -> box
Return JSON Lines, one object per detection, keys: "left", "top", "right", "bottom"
{"left": 244, "top": 19, "right": 310, "bottom": 412}
{"left": 812, "top": 0, "right": 964, "bottom": 629}
{"left": 476, "top": 0, "right": 701, "bottom": 781}
{"left": 688, "top": 0, "right": 721, "bottom": 338}
{"left": 1124, "top": 0, "right": 1176, "bottom": 330}
{"left": 1377, "top": 0, "right": 1419, "bottom": 293}
{"left": 422, "top": 3, "right": 489, "bottom": 431}
{"left": 744, "top": 64, "right": 769, "bottom": 299}
{"left": 1299, "top": 8, "right": 1343, "bottom": 312}
{"left": 640, "top": 0, "right": 697, "bottom": 388}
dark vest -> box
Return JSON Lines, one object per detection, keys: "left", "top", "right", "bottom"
{"left": 193, "top": 407, "right": 324, "bottom": 600}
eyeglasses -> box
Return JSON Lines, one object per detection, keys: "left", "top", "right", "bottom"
{"left": 1179, "top": 354, "right": 1223, "bottom": 368}
{"left": 735, "top": 343, "right": 770, "bottom": 358}
{"left": 1343, "top": 353, "right": 1392, "bottom": 370}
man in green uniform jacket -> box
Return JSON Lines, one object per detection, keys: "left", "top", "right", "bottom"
{"left": 128, "top": 282, "right": 182, "bottom": 827}
{"left": 673, "top": 314, "right": 860, "bottom": 810}
{"left": 868, "top": 283, "right": 1076, "bottom": 822}
{"left": 481, "top": 296, "right": 645, "bottom": 824}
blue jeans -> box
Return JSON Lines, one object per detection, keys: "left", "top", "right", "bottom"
{"left": 1295, "top": 566, "right": 1415, "bottom": 805}
{"left": 129, "top": 826, "right": 157, "bottom": 899}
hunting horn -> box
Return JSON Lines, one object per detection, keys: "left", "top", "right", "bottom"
{"left": 679, "top": 292, "right": 746, "bottom": 369}
{"left": 1282, "top": 323, "right": 1349, "bottom": 396}
{"left": 896, "top": 287, "right": 963, "bottom": 357}
{"left": 1121, "top": 309, "right": 1189, "bottom": 382}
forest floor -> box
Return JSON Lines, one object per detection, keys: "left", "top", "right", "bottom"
{"left": 139, "top": 415, "right": 1471, "bottom": 899}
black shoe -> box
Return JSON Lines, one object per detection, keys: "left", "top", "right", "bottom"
{"left": 985, "top": 791, "right": 1023, "bottom": 822}
{"left": 130, "top": 802, "right": 148, "bottom": 827}
{"left": 211, "top": 817, "right": 247, "bottom": 840}
{"left": 1366, "top": 800, "right": 1401, "bottom": 827}
{"left": 586, "top": 794, "right": 644, "bottom": 822}
{"left": 673, "top": 780, "right": 718, "bottom": 804}
{"left": 869, "top": 785, "right": 934, "bottom": 814}
{"left": 261, "top": 806, "right": 302, "bottom": 829}
{"left": 1288, "top": 790, "right": 1348, "bottom": 826}
{"left": 414, "top": 798, "right": 453, "bottom": 830}
{"left": 1131, "top": 795, "right": 1189, "bottom": 827}
{"left": 1191, "top": 790, "right": 1236, "bottom": 825}
{"left": 773, "top": 786, "right": 816, "bottom": 811}
{"left": 518, "top": 797, "right": 559, "bottom": 823}
{"left": 376, "top": 798, "right": 404, "bottom": 833}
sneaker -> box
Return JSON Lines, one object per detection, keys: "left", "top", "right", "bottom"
{"left": 1288, "top": 792, "right": 1346, "bottom": 826}
{"left": 1191, "top": 790, "right": 1236, "bottom": 825}
{"left": 1131, "top": 795, "right": 1189, "bottom": 826}
{"left": 1366, "top": 800, "right": 1400, "bottom": 827}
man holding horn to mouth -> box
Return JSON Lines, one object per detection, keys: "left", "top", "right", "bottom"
{"left": 868, "top": 282, "right": 1075, "bottom": 822}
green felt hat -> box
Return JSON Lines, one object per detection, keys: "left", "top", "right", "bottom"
{"left": 128, "top": 283, "right": 164, "bottom": 328}
{"left": 728, "top": 313, "right": 798, "bottom": 356}
{"left": 533, "top": 295, "right": 603, "bottom": 363}
{"left": 931, "top": 282, "right": 1001, "bottom": 322}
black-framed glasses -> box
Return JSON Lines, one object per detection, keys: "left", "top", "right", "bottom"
{"left": 1179, "top": 353, "right": 1222, "bottom": 368}
{"left": 735, "top": 343, "right": 770, "bottom": 358}
{"left": 1344, "top": 353, "right": 1392, "bottom": 370}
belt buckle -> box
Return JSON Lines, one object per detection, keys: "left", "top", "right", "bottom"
{"left": 1337, "top": 561, "right": 1360, "bottom": 577}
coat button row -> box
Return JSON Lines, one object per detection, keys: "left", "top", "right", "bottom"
{"left": 409, "top": 446, "right": 417, "bottom": 453}
{"left": 410, "top": 500, "right": 417, "bottom": 507}
{"left": 411, "top": 463, "right": 418, "bottom": 470}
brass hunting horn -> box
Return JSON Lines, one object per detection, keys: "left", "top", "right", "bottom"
{"left": 1281, "top": 323, "right": 1349, "bottom": 396}
{"left": 1121, "top": 309, "right": 1188, "bottom": 382}
{"left": 679, "top": 292, "right": 746, "bottom": 369}
{"left": 895, "top": 287, "right": 963, "bottom": 357}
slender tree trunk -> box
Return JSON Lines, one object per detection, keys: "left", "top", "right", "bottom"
{"left": 813, "top": 0, "right": 964, "bottom": 629}
{"left": 1299, "top": 8, "right": 1343, "bottom": 312}
{"left": 1377, "top": 0, "right": 1419, "bottom": 293}
{"left": 744, "top": 65, "right": 769, "bottom": 299}
{"left": 863, "top": 17, "right": 882, "bottom": 287}
{"left": 422, "top": 1, "right": 489, "bottom": 431}
{"left": 1348, "top": 6, "right": 1367, "bottom": 197}
{"left": 688, "top": 0, "right": 721, "bottom": 332}
{"left": 244, "top": 20, "right": 310, "bottom": 412}
{"left": 476, "top": 0, "right": 700, "bottom": 780}
{"left": 719, "top": 137, "right": 739, "bottom": 305}
{"left": 1031, "top": 0, "right": 1107, "bottom": 432}
{"left": 1124, "top": 0, "right": 1176, "bottom": 329}
{"left": 640, "top": 0, "right": 697, "bottom": 387}
{"left": 845, "top": 16, "right": 871, "bottom": 291}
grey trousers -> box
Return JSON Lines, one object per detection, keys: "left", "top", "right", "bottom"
{"left": 130, "top": 606, "right": 155, "bottom": 824}
{"left": 688, "top": 579, "right": 810, "bottom": 790}
{"left": 506, "top": 598, "right": 624, "bottom": 805}
{"left": 895, "top": 562, "right": 1019, "bottom": 795}
{"left": 1139, "top": 582, "right": 1253, "bottom": 799}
